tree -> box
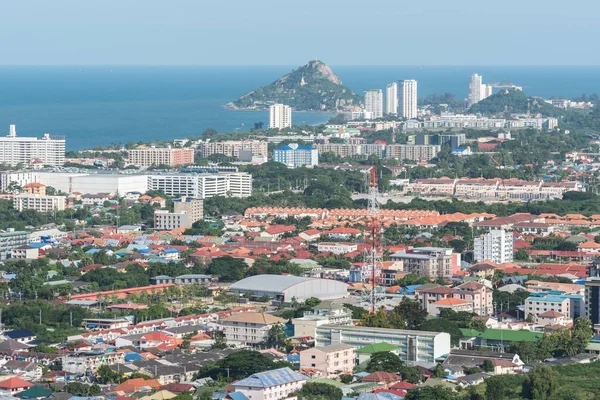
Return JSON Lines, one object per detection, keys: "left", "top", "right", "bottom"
{"left": 396, "top": 298, "right": 427, "bottom": 329}
{"left": 207, "top": 256, "right": 246, "bottom": 282}
{"left": 433, "top": 363, "right": 446, "bottom": 378}
{"left": 420, "top": 318, "right": 463, "bottom": 346}
{"left": 405, "top": 386, "right": 458, "bottom": 400}
{"left": 366, "top": 351, "right": 403, "bottom": 373}
{"left": 293, "top": 382, "right": 343, "bottom": 400}
{"left": 469, "top": 319, "right": 488, "bottom": 332}
{"left": 360, "top": 307, "right": 405, "bottom": 329}
{"left": 509, "top": 341, "right": 540, "bottom": 364}
{"left": 340, "top": 374, "right": 353, "bottom": 384}
{"left": 481, "top": 359, "right": 494, "bottom": 373}
{"left": 522, "top": 366, "right": 559, "bottom": 400}
{"left": 198, "top": 350, "right": 283, "bottom": 381}
{"left": 570, "top": 317, "right": 593, "bottom": 355}
{"left": 399, "top": 366, "right": 424, "bottom": 384}
{"left": 485, "top": 376, "right": 505, "bottom": 400}
{"left": 97, "top": 364, "right": 121, "bottom": 384}
{"left": 211, "top": 331, "right": 228, "bottom": 350}
{"left": 266, "top": 323, "right": 287, "bottom": 349}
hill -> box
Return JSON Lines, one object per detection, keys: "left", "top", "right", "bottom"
{"left": 469, "top": 89, "right": 564, "bottom": 117}
{"left": 226, "top": 60, "right": 363, "bottom": 112}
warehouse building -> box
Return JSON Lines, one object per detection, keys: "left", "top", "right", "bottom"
{"left": 228, "top": 275, "right": 347, "bottom": 302}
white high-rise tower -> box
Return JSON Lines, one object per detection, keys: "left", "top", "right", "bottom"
{"left": 269, "top": 104, "right": 292, "bottom": 129}
{"left": 385, "top": 83, "right": 398, "bottom": 115}
{"left": 364, "top": 89, "right": 383, "bottom": 119}
{"left": 468, "top": 74, "right": 492, "bottom": 107}
{"left": 398, "top": 80, "right": 417, "bottom": 119}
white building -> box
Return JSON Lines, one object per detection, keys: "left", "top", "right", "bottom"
{"left": 147, "top": 173, "right": 252, "bottom": 198}
{"left": 386, "top": 82, "right": 398, "bottom": 115}
{"left": 220, "top": 312, "right": 285, "bottom": 345}
{"left": 228, "top": 275, "right": 348, "bottom": 302}
{"left": 0, "top": 171, "right": 33, "bottom": 192}
{"left": 269, "top": 104, "right": 292, "bottom": 129}
{"left": 154, "top": 210, "right": 192, "bottom": 230}
{"left": 32, "top": 172, "right": 149, "bottom": 195}
{"left": 0, "top": 230, "right": 30, "bottom": 260}
{"left": 0, "top": 125, "right": 65, "bottom": 167}
{"left": 13, "top": 194, "right": 66, "bottom": 212}
{"left": 467, "top": 74, "right": 493, "bottom": 107}
{"left": 398, "top": 80, "right": 418, "bottom": 119}
{"left": 273, "top": 144, "right": 318, "bottom": 168}
{"left": 474, "top": 229, "right": 514, "bottom": 263}
{"left": 365, "top": 89, "right": 383, "bottom": 119}
{"left": 385, "top": 144, "right": 441, "bottom": 161}
{"left": 231, "top": 368, "right": 307, "bottom": 400}
{"left": 198, "top": 140, "right": 268, "bottom": 158}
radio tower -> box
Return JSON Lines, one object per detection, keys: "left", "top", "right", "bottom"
{"left": 364, "top": 166, "right": 384, "bottom": 312}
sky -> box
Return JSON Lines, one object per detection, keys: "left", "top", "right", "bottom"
{"left": 1, "top": 0, "right": 599, "bottom": 65}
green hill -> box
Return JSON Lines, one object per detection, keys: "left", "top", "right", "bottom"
{"left": 227, "top": 60, "right": 363, "bottom": 112}
{"left": 469, "top": 89, "right": 564, "bottom": 117}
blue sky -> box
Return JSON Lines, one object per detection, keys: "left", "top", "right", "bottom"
{"left": 1, "top": 0, "right": 598, "bottom": 65}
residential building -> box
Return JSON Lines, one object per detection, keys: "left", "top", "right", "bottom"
{"left": 3, "top": 329, "right": 36, "bottom": 343}
{"left": 315, "top": 324, "right": 451, "bottom": 363}
{"left": 13, "top": 194, "right": 66, "bottom": 212}
{"left": 128, "top": 147, "right": 195, "bottom": 168}
{"left": 62, "top": 351, "right": 125, "bottom": 374}
{"left": 300, "top": 344, "right": 355, "bottom": 377}
{"left": 525, "top": 294, "right": 572, "bottom": 320}
{"left": 154, "top": 210, "right": 192, "bottom": 230}
{"left": 467, "top": 74, "right": 492, "bottom": 107}
{"left": 23, "top": 182, "right": 46, "bottom": 195}
{"left": 273, "top": 144, "right": 318, "bottom": 168}
{"left": 269, "top": 104, "right": 292, "bottom": 129}
{"left": 32, "top": 171, "right": 148, "bottom": 195}
{"left": 10, "top": 245, "right": 39, "bottom": 260}
{"left": 411, "top": 134, "right": 467, "bottom": 148}
{"left": 417, "top": 282, "right": 494, "bottom": 316}
{"left": 151, "top": 274, "right": 213, "bottom": 285}
{"left": 0, "top": 171, "right": 33, "bottom": 192}
{"left": 81, "top": 193, "right": 112, "bottom": 206}
{"left": 231, "top": 367, "right": 307, "bottom": 400}
{"left": 386, "top": 82, "right": 398, "bottom": 115}
{"left": 292, "top": 301, "right": 353, "bottom": 337}
{"left": 174, "top": 196, "right": 203, "bottom": 222}
{"left": 398, "top": 80, "right": 417, "bottom": 119}
{"left": 429, "top": 298, "right": 473, "bottom": 316}
{"left": 0, "top": 230, "right": 30, "bottom": 260}
{"left": 220, "top": 312, "right": 285, "bottom": 346}
{"left": 390, "top": 247, "right": 459, "bottom": 278}
{"left": 317, "top": 242, "right": 358, "bottom": 255}
{"left": 0, "top": 377, "right": 34, "bottom": 394}
{"left": 365, "top": 89, "right": 383, "bottom": 119}
{"left": 0, "top": 125, "right": 65, "bottom": 167}
{"left": 198, "top": 140, "right": 268, "bottom": 159}
{"left": 474, "top": 229, "right": 514, "bottom": 264}
{"left": 147, "top": 173, "right": 252, "bottom": 198}
{"left": 585, "top": 278, "right": 600, "bottom": 325}
{"left": 385, "top": 144, "right": 441, "bottom": 161}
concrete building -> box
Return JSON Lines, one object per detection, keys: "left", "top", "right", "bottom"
{"left": 273, "top": 144, "right": 318, "bottom": 168}
{"left": 62, "top": 351, "right": 125, "bottom": 374}
{"left": 0, "top": 230, "right": 30, "bottom": 260}
{"left": 411, "top": 134, "right": 467, "bottom": 148}
{"left": 474, "top": 229, "right": 514, "bottom": 264}
{"left": 10, "top": 245, "right": 39, "bottom": 260}
{"left": 385, "top": 144, "right": 441, "bottom": 161}
{"left": 13, "top": 194, "right": 66, "bottom": 212}
{"left": 228, "top": 275, "right": 348, "bottom": 302}
{"left": 198, "top": 140, "right": 268, "bottom": 159}
{"left": 390, "top": 247, "right": 459, "bottom": 278}
{"left": 525, "top": 294, "right": 573, "bottom": 320}
{"left": 23, "top": 182, "right": 46, "bottom": 195}
{"left": 292, "top": 301, "right": 353, "bottom": 337}
{"left": 128, "top": 148, "right": 195, "bottom": 168}
{"left": 300, "top": 344, "right": 355, "bottom": 377}
{"left": 417, "top": 282, "right": 494, "bottom": 316}
{"left": 315, "top": 143, "right": 385, "bottom": 159}
{"left": 0, "top": 171, "right": 33, "bottom": 192}
{"left": 147, "top": 173, "right": 252, "bottom": 198}
{"left": 174, "top": 196, "right": 203, "bottom": 222}
{"left": 585, "top": 278, "right": 600, "bottom": 325}
{"left": 0, "top": 125, "right": 65, "bottom": 167}
{"left": 386, "top": 82, "right": 398, "bottom": 115}
{"left": 365, "top": 89, "right": 383, "bottom": 119}
{"left": 220, "top": 312, "right": 285, "bottom": 346}
{"left": 154, "top": 210, "right": 192, "bottom": 230}
{"left": 398, "top": 80, "right": 417, "bottom": 119}
{"left": 317, "top": 242, "right": 358, "bottom": 255}
{"left": 32, "top": 171, "right": 149, "bottom": 195}
{"left": 231, "top": 367, "right": 307, "bottom": 400}
{"left": 269, "top": 104, "right": 292, "bottom": 129}
{"left": 315, "top": 324, "right": 451, "bottom": 364}
{"left": 467, "top": 74, "right": 492, "bottom": 107}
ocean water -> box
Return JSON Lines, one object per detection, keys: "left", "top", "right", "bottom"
{"left": 0, "top": 65, "right": 599, "bottom": 150}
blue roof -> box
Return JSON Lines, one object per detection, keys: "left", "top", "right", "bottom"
{"left": 275, "top": 145, "right": 314, "bottom": 151}
{"left": 27, "top": 242, "right": 47, "bottom": 248}
{"left": 124, "top": 352, "right": 143, "bottom": 361}
{"left": 85, "top": 249, "right": 102, "bottom": 254}
{"left": 163, "top": 248, "right": 181, "bottom": 254}
{"left": 233, "top": 368, "right": 307, "bottom": 388}
{"left": 226, "top": 393, "right": 249, "bottom": 400}
{"left": 527, "top": 294, "right": 569, "bottom": 302}
{"left": 2, "top": 274, "right": 16, "bottom": 280}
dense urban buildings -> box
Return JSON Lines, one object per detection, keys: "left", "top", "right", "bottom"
{"left": 269, "top": 104, "right": 292, "bottom": 129}
{"left": 0, "top": 125, "right": 65, "bottom": 167}
{"left": 385, "top": 82, "right": 398, "bottom": 115}
{"left": 474, "top": 229, "right": 514, "bottom": 263}
{"left": 127, "top": 147, "right": 194, "bottom": 168}
{"left": 273, "top": 143, "right": 318, "bottom": 168}
{"left": 197, "top": 140, "right": 268, "bottom": 159}
{"left": 398, "top": 79, "right": 418, "bottom": 119}
{"left": 364, "top": 89, "right": 383, "bottom": 119}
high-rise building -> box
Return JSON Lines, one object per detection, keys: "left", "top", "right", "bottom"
{"left": 474, "top": 229, "right": 514, "bottom": 264}
{"left": 128, "top": 148, "right": 194, "bottom": 168}
{"left": 468, "top": 74, "right": 492, "bottom": 107}
{"left": 364, "top": 89, "right": 383, "bottom": 119}
{"left": 398, "top": 80, "right": 418, "bottom": 119}
{"left": 147, "top": 173, "right": 252, "bottom": 199}
{"left": 0, "top": 125, "right": 65, "bottom": 167}
{"left": 386, "top": 83, "right": 398, "bottom": 115}
{"left": 273, "top": 143, "right": 318, "bottom": 168}
{"left": 269, "top": 104, "right": 292, "bottom": 129}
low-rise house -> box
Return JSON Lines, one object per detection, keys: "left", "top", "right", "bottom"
{"left": 62, "top": 351, "right": 125, "bottom": 374}
{"left": 443, "top": 350, "right": 523, "bottom": 376}
{"left": 299, "top": 344, "right": 355, "bottom": 377}
{"left": 3, "top": 329, "right": 36, "bottom": 344}
{"left": 429, "top": 298, "right": 473, "bottom": 316}
{"left": 0, "top": 360, "right": 43, "bottom": 380}
{"left": 81, "top": 193, "right": 112, "bottom": 206}
{"left": 316, "top": 242, "right": 358, "bottom": 255}
{"left": 115, "top": 378, "right": 162, "bottom": 394}
{"left": 0, "top": 377, "right": 34, "bottom": 393}
{"left": 231, "top": 367, "right": 307, "bottom": 400}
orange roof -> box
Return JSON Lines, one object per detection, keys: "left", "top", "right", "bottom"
{"left": 24, "top": 182, "right": 45, "bottom": 188}
{"left": 578, "top": 241, "right": 600, "bottom": 249}
{"left": 0, "top": 377, "right": 34, "bottom": 389}
{"left": 432, "top": 298, "right": 470, "bottom": 306}
{"left": 115, "top": 378, "right": 161, "bottom": 393}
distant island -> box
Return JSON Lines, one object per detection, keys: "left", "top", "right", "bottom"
{"left": 226, "top": 60, "right": 363, "bottom": 112}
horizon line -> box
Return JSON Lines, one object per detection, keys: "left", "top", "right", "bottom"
{"left": 0, "top": 64, "right": 599, "bottom": 68}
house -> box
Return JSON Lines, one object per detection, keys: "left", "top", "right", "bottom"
{"left": 0, "top": 377, "right": 34, "bottom": 393}
{"left": 362, "top": 371, "right": 402, "bottom": 386}
{"left": 316, "top": 242, "right": 358, "bottom": 255}
{"left": 115, "top": 378, "right": 162, "bottom": 394}
{"left": 299, "top": 229, "right": 321, "bottom": 242}
{"left": 0, "top": 360, "right": 43, "bottom": 380}
{"left": 299, "top": 344, "right": 355, "bottom": 377}
{"left": 220, "top": 312, "right": 285, "bottom": 346}
{"left": 3, "top": 329, "right": 36, "bottom": 344}
{"left": 536, "top": 310, "right": 571, "bottom": 326}
{"left": 81, "top": 193, "right": 112, "bottom": 206}
{"left": 231, "top": 367, "right": 307, "bottom": 400}
{"left": 443, "top": 350, "right": 523, "bottom": 375}
{"left": 327, "top": 227, "right": 362, "bottom": 239}
{"left": 429, "top": 298, "right": 473, "bottom": 316}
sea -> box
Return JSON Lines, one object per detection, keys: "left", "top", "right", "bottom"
{"left": 0, "top": 65, "right": 599, "bottom": 150}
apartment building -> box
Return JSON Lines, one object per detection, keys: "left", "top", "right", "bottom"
{"left": 411, "top": 134, "right": 466, "bottom": 148}
{"left": 273, "top": 144, "right": 318, "bottom": 168}
{"left": 13, "top": 194, "right": 66, "bottom": 212}
{"left": 525, "top": 294, "right": 573, "bottom": 321}
{"left": 315, "top": 144, "right": 385, "bottom": 158}
{"left": 292, "top": 301, "right": 353, "bottom": 337}
{"left": 154, "top": 210, "right": 192, "bottom": 230}
{"left": 63, "top": 351, "right": 125, "bottom": 374}
{"left": 232, "top": 368, "right": 307, "bottom": 400}
{"left": 128, "top": 148, "right": 194, "bottom": 168}
{"left": 147, "top": 173, "right": 252, "bottom": 198}
{"left": 416, "top": 282, "right": 494, "bottom": 316}
{"left": 317, "top": 242, "right": 358, "bottom": 255}
{"left": 0, "top": 230, "right": 30, "bottom": 260}
{"left": 398, "top": 80, "right": 418, "bottom": 119}
{"left": 386, "top": 82, "right": 398, "bottom": 115}
{"left": 300, "top": 344, "right": 355, "bottom": 377}
{"left": 269, "top": 104, "right": 292, "bottom": 129}
{"left": 585, "top": 278, "right": 600, "bottom": 325}
{"left": 390, "top": 247, "right": 458, "bottom": 278}
{"left": 220, "top": 312, "right": 285, "bottom": 346}
{"left": 315, "top": 324, "right": 451, "bottom": 364}
{"left": 385, "top": 144, "right": 441, "bottom": 161}
{"left": 474, "top": 229, "right": 514, "bottom": 264}
{"left": 173, "top": 196, "right": 203, "bottom": 222}
{"left": 23, "top": 182, "right": 46, "bottom": 195}
{"left": 365, "top": 89, "right": 383, "bottom": 119}
{"left": 0, "top": 125, "right": 65, "bottom": 167}
{"left": 0, "top": 171, "right": 33, "bottom": 192}
{"left": 198, "top": 140, "right": 268, "bottom": 159}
